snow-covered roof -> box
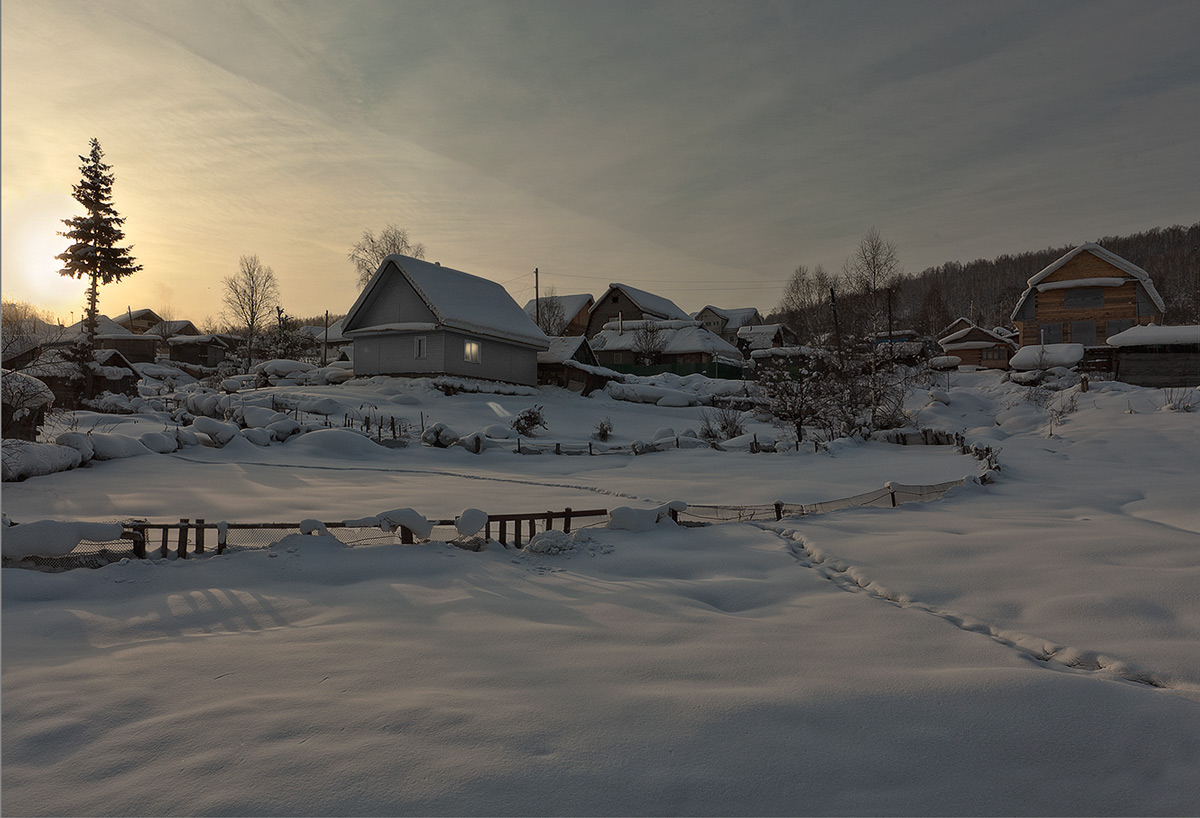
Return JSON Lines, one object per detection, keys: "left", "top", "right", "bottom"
{"left": 939, "top": 326, "right": 1015, "bottom": 351}
{"left": 122, "top": 308, "right": 161, "bottom": 322}
{"left": 344, "top": 255, "right": 549, "bottom": 349}
{"left": 1011, "top": 243, "right": 1166, "bottom": 321}
{"left": 147, "top": 320, "right": 199, "bottom": 337}
{"left": 167, "top": 334, "right": 230, "bottom": 347}
{"left": 605, "top": 284, "right": 689, "bottom": 321}
{"left": 299, "top": 317, "right": 348, "bottom": 343}
{"left": 736, "top": 323, "right": 792, "bottom": 350}
{"left": 1, "top": 369, "right": 54, "bottom": 409}
{"left": 591, "top": 321, "right": 741, "bottom": 358}
{"left": 63, "top": 315, "right": 144, "bottom": 340}
{"left": 1106, "top": 324, "right": 1200, "bottom": 348}
{"left": 697, "top": 306, "right": 761, "bottom": 330}
{"left": 537, "top": 336, "right": 592, "bottom": 365}
{"left": 524, "top": 294, "right": 594, "bottom": 322}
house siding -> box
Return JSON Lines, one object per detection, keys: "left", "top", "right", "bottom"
{"left": 587, "top": 289, "right": 652, "bottom": 336}
{"left": 354, "top": 265, "right": 437, "bottom": 328}
{"left": 353, "top": 330, "right": 537, "bottom": 385}
{"left": 1015, "top": 253, "right": 1164, "bottom": 347}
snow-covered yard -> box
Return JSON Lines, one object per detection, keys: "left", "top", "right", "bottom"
{"left": 3, "top": 370, "right": 1199, "bottom": 815}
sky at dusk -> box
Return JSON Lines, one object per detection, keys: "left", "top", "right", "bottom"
{"left": 3, "top": 0, "right": 1198, "bottom": 326}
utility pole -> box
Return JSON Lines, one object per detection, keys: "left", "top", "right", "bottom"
{"left": 534, "top": 267, "right": 540, "bottom": 325}
{"left": 322, "top": 310, "right": 329, "bottom": 367}
{"left": 830, "top": 286, "right": 843, "bottom": 365}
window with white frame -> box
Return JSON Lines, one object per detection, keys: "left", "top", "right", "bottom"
{"left": 464, "top": 339, "right": 481, "bottom": 364}
{"left": 414, "top": 336, "right": 427, "bottom": 359}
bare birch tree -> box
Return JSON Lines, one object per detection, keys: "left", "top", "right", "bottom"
{"left": 349, "top": 224, "right": 426, "bottom": 287}
{"left": 222, "top": 255, "right": 279, "bottom": 370}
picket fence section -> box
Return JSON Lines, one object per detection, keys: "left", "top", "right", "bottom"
{"left": 4, "top": 427, "right": 995, "bottom": 571}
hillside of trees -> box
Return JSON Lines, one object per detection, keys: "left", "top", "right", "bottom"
{"left": 773, "top": 222, "right": 1199, "bottom": 341}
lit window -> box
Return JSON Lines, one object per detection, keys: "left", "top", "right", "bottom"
{"left": 464, "top": 340, "right": 481, "bottom": 364}
{"left": 414, "top": 337, "right": 427, "bottom": 359}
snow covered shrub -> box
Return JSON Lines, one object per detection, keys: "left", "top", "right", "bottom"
{"left": 525, "top": 530, "right": 575, "bottom": 555}
{"left": 698, "top": 404, "right": 744, "bottom": 441}
{"left": 2, "top": 440, "right": 83, "bottom": 482}
{"left": 593, "top": 417, "right": 613, "bottom": 441}
{"left": 511, "top": 405, "right": 548, "bottom": 436}
{"left": 1159, "top": 389, "right": 1195, "bottom": 412}
{"left": 421, "top": 422, "right": 459, "bottom": 448}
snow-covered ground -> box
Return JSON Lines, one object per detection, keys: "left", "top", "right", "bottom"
{"left": 3, "top": 370, "right": 1199, "bottom": 816}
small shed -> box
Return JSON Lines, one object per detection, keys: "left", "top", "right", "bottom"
{"left": 342, "top": 255, "right": 550, "bottom": 386}
{"left": 939, "top": 325, "right": 1017, "bottom": 369}
{"left": 23, "top": 347, "right": 140, "bottom": 405}
{"left": 1, "top": 369, "right": 55, "bottom": 440}
{"left": 59, "top": 315, "right": 159, "bottom": 363}
{"left": 536, "top": 337, "right": 614, "bottom": 393}
{"left": 1107, "top": 324, "right": 1200, "bottom": 388}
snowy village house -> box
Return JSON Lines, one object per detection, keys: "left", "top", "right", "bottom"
{"left": 1010, "top": 243, "right": 1165, "bottom": 348}
{"left": 938, "top": 324, "right": 1017, "bottom": 369}
{"left": 341, "top": 254, "right": 550, "bottom": 386}
{"left": 585, "top": 283, "right": 692, "bottom": 337}
{"left": 524, "top": 294, "right": 595, "bottom": 337}
{"left": 694, "top": 306, "right": 764, "bottom": 346}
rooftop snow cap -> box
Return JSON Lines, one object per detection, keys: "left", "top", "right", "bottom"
{"left": 343, "top": 254, "right": 549, "bottom": 348}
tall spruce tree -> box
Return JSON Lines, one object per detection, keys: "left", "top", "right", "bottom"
{"left": 57, "top": 138, "right": 142, "bottom": 358}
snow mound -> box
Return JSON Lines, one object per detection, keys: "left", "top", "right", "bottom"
{"left": 455, "top": 508, "right": 489, "bottom": 537}
{"left": 1, "top": 440, "right": 83, "bottom": 481}
{"left": 90, "top": 433, "right": 153, "bottom": 460}
{"left": 608, "top": 501, "right": 687, "bottom": 531}
{"left": 421, "top": 422, "right": 459, "bottom": 448}
{"left": 192, "top": 417, "right": 240, "bottom": 446}
{"left": 525, "top": 529, "right": 575, "bottom": 554}
{"left": 287, "top": 428, "right": 381, "bottom": 457}
{"left": 1010, "top": 344, "right": 1085, "bottom": 371}
{"left": 2, "top": 519, "right": 123, "bottom": 558}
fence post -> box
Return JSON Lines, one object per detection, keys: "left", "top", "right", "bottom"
{"left": 774, "top": 502, "right": 783, "bottom": 521}
{"left": 195, "top": 519, "right": 205, "bottom": 554}
{"left": 555, "top": 442, "right": 561, "bottom": 455}
{"left": 589, "top": 442, "right": 594, "bottom": 455}
{"left": 888, "top": 486, "right": 897, "bottom": 507}
{"left": 514, "top": 521, "right": 522, "bottom": 549}
{"left": 131, "top": 526, "right": 146, "bottom": 559}
{"left": 751, "top": 435, "right": 759, "bottom": 454}
{"left": 668, "top": 507, "right": 679, "bottom": 523}
{"left": 527, "top": 518, "right": 536, "bottom": 541}
{"left": 217, "top": 525, "right": 227, "bottom": 555}
{"left": 161, "top": 527, "right": 170, "bottom": 558}
{"left": 517, "top": 438, "right": 522, "bottom": 454}
{"left": 564, "top": 508, "right": 573, "bottom": 533}
{"left": 500, "top": 519, "right": 508, "bottom": 546}
{"left": 177, "top": 519, "right": 189, "bottom": 559}
{"left": 545, "top": 512, "right": 553, "bottom": 532}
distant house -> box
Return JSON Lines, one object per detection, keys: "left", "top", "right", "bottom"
{"left": 736, "top": 323, "right": 799, "bottom": 354}
{"left": 1011, "top": 243, "right": 1165, "bottom": 347}
{"left": 938, "top": 317, "right": 974, "bottom": 340}
{"left": 536, "top": 336, "right": 614, "bottom": 394}
{"left": 524, "top": 294, "right": 594, "bottom": 337}
{"left": 585, "top": 284, "right": 690, "bottom": 337}
{"left": 57, "top": 316, "right": 159, "bottom": 363}
{"left": 341, "top": 255, "right": 550, "bottom": 386}
{"left": 299, "top": 317, "right": 350, "bottom": 363}
{"left": 938, "top": 324, "right": 1017, "bottom": 369}
{"left": 23, "top": 347, "right": 139, "bottom": 405}
{"left": 1106, "top": 324, "right": 1200, "bottom": 388}
{"left": 591, "top": 319, "right": 744, "bottom": 378}
{"left": 114, "top": 308, "right": 163, "bottom": 335}
{"left": 694, "top": 306, "right": 763, "bottom": 346}
{"left": 168, "top": 334, "right": 232, "bottom": 368}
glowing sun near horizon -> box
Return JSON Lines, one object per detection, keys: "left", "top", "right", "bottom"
{"left": 2, "top": 192, "right": 86, "bottom": 318}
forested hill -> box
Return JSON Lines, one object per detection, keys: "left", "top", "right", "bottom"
{"left": 907, "top": 222, "right": 1199, "bottom": 333}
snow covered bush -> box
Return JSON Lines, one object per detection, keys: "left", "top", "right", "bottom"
{"left": 608, "top": 501, "right": 686, "bottom": 531}
{"left": 593, "top": 417, "right": 613, "bottom": 441}
{"left": 421, "top": 422, "right": 459, "bottom": 448}
{"left": 511, "top": 405, "right": 548, "bottom": 436}
{"left": 698, "top": 405, "right": 745, "bottom": 441}
{"left": 525, "top": 529, "right": 575, "bottom": 554}
{"left": 1, "top": 440, "right": 83, "bottom": 482}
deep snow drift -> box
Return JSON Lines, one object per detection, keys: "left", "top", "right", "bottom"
{"left": 3, "top": 370, "right": 1199, "bottom": 816}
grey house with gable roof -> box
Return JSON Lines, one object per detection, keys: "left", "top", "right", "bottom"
{"left": 342, "top": 255, "right": 550, "bottom": 386}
